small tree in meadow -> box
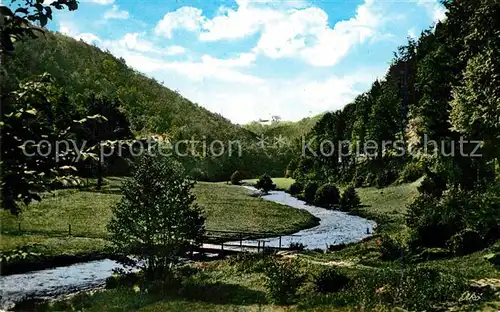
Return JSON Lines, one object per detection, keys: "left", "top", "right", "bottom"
{"left": 256, "top": 174, "right": 276, "bottom": 194}
{"left": 263, "top": 258, "right": 304, "bottom": 304}
{"left": 107, "top": 154, "right": 205, "bottom": 280}
{"left": 340, "top": 186, "right": 361, "bottom": 211}
{"left": 230, "top": 170, "right": 243, "bottom": 185}
{"left": 289, "top": 181, "right": 304, "bottom": 196}
{"left": 314, "top": 183, "right": 341, "bottom": 208}
{"left": 303, "top": 181, "right": 319, "bottom": 203}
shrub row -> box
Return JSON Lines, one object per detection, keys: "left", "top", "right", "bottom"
{"left": 289, "top": 181, "right": 360, "bottom": 211}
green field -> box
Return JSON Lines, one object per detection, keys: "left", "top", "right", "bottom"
{"left": 22, "top": 179, "right": 500, "bottom": 312}
{"left": 8, "top": 179, "right": 500, "bottom": 311}
{"left": 0, "top": 178, "right": 317, "bottom": 256}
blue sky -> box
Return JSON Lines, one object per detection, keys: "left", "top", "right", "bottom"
{"left": 35, "top": 0, "right": 446, "bottom": 124}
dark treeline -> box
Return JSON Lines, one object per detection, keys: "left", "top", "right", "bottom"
{"left": 288, "top": 0, "right": 500, "bottom": 253}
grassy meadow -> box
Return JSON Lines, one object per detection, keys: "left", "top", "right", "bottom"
{"left": 0, "top": 171, "right": 418, "bottom": 256}
{"left": 0, "top": 177, "right": 317, "bottom": 256}
{"left": 5, "top": 177, "right": 500, "bottom": 311}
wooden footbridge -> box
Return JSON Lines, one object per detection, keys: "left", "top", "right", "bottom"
{"left": 188, "top": 229, "right": 301, "bottom": 257}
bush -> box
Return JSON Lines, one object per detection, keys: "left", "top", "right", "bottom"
{"left": 230, "top": 170, "right": 242, "bottom": 185}
{"left": 418, "top": 173, "right": 447, "bottom": 198}
{"left": 470, "top": 183, "right": 500, "bottom": 242}
{"left": 288, "top": 242, "right": 306, "bottom": 251}
{"left": 406, "top": 188, "right": 475, "bottom": 248}
{"left": 340, "top": 186, "right": 361, "bottom": 211}
{"left": 350, "top": 266, "right": 467, "bottom": 311}
{"left": 285, "top": 159, "right": 298, "bottom": 178}
{"left": 328, "top": 243, "right": 348, "bottom": 252}
{"left": 353, "top": 174, "right": 365, "bottom": 187}
{"left": 105, "top": 271, "right": 141, "bottom": 289}
{"left": 379, "top": 234, "right": 404, "bottom": 261}
{"left": 313, "top": 268, "right": 350, "bottom": 293}
{"left": 228, "top": 252, "right": 273, "bottom": 273}
{"left": 398, "top": 162, "right": 424, "bottom": 183}
{"left": 303, "top": 181, "right": 319, "bottom": 203}
{"left": 255, "top": 173, "right": 276, "bottom": 193}
{"left": 263, "top": 258, "right": 304, "bottom": 304}
{"left": 289, "top": 181, "right": 304, "bottom": 196}
{"left": 364, "top": 172, "right": 376, "bottom": 186}
{"left": 375, "top": 169, "right": 397, "bottom": 188}
{"left": 447, "top": 228, "right": 484, "bottom": 256}
{"left": 314, "top": 183, "right": 340, "bottom": 208}
{"left": 189, "top": 168, "right": 206, "bottom": 181}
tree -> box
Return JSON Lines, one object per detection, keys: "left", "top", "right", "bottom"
{"left": 450, "top": 47, "right": 500, "bottom": 165}
{"left": 0, "top": 0, "right": 78, "bottom": 54}
{"left": 107, "top": 154, "right": 205, "bottom": 279}
{"left": 0, "top": 1, "right": 83, "bottom": 214}
{"left": 289, "top": 181, "right": 303, "bottom": 196}
{"left": 340, "top": 187, "right": 361, "bottom": 211}
{"left": 256, "top": 173, "right": 275, "bottom": 194}
{"left": 314, "top": 183, "right": 341, "bottom": 209}
{"left": 303, "top": 181, "right": 319, "bottom": 203}
{"left": 0, "top": 74, "right": 98, "bottom": 214}
{"left": 230, "top": 170, "right": 242, "bottom": 185}
{"left": 78, "top": 93, "right": 132, "bottom": 188}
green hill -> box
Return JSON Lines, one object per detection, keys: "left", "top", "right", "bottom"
{"left": 2, "top": 31, "right": 254, "bottom": 142}
{"left": 243, "top": 114, "right": 323, "bottom": 142}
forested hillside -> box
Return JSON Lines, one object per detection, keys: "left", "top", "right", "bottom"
{"left": 243, "top": 115, "right": 323, "bottom": 141}
{"left": 289, "top": 0, "right": 500, "bottom": 190}
{"left": 2, "top": 31, "right": 254, "bottom": 142}
{"left": 2, "top": 31, "right": 301, "bottom": 182}
{"left": 287, "top": 0, "right": 500, "bottom": 256}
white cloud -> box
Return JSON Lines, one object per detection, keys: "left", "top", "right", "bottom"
{"left": 119, "top": 33, "right": 155, "bottom": 52}
{"left": 104, "top": 5, "right": 129, "bottom": 20}
{"left": 255, "top": 0, "right": 381, "bottom": 66}
{"left": 154, "top": 0, "right": 381, "bottom": 67}
{"left": 200, "top": 3, "right": 282, "bottom": 41}
{"left": 408, "top": 27, "right": 418, "bottom": 39}
{"left": 417, "top": 0, "right": 447, "bottom": 23}
{"left": 155, "top": 7, "right": 206, "bottom": 38}
{"left": 75, "top": 33, "right": 101, "bottom": 44}
{"left": 162, "top": 61, "right": 263, "bottom": 84}
{"left": 59, "top": 21, "right": 101, "bottom": 44}
{"left": 296, "top": 71, "right": 381, "bottom": 111}
{"left": 166, "top": 45, "right": 186, "bottom": 55}
{"left": 201, "top": 52, "right": 256, "bottom": 67}
{"left": 168, "top": 67, "right": 386, "bottom": 124}
{"left": 112, "top": 33, "right": 186, "bottom": 56}
{"left": 253, "top": 7, "right": 323, "bottom": 59}
{"left": 101, "top": 41, "right": 261, "bottom": 84}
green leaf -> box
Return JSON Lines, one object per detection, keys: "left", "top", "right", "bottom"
{"left": 39, "top": 14, "right": 48, "bottom": 27}
{"left": 25, "top": 108, "right": 37, "bottom": 115}
{"left": 59, "top": 165, "right": 77, "bottom": 171}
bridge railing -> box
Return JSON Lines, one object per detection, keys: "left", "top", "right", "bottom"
{"left": 203, "top": 229, "right": 300, "bottom": 250}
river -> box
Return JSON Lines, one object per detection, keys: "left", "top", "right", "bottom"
{"left": 236, "top": 187, "right": 376, "bottom": 249}
{"left": 0, "top": 187, "right": 375, "bottom": 309}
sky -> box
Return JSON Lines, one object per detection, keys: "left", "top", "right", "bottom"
{"left": 35, "top": 0, "right": 446, "bottom": 124}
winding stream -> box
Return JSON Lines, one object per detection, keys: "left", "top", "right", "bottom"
{"left": 237, "top": 187, "right": 376, "bottom": 249}
{"left": 0, "top": 259, "right": 127, "bottom": 310}
{"left": 0, "top": 186, "right": 375, "bottom": 309}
